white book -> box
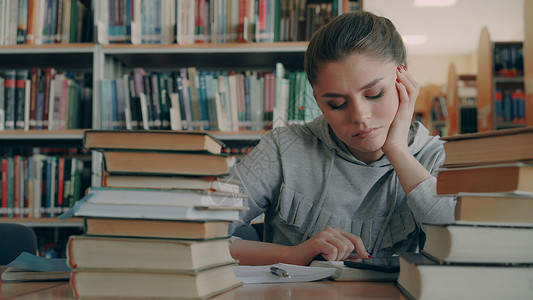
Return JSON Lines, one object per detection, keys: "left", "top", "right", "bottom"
{"left": 227, "top": 74, "right": 239, "bottom": 131}
{"left": 73, "top": 202, "right": 244, "bottom": 221}
{"left": 169, "top": 92, "right": 182, "bottom": 130}
{"left": 84, "top": 187, "right": 245, "bottom": 207}
{"left": 122, "top": 74, "right": 132, "bottom": 130}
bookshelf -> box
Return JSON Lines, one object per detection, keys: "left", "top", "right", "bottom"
{"left": 447, "top": 63, "right": 477, "bottom": 135}
{"left": 476, "top": 27, "right": 527, "bottom": 132}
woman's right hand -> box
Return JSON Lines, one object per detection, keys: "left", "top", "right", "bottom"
{"left": 288, "top": 227, "right": 371, "bottom": 265}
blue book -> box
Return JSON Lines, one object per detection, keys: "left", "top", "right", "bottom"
{"left": 4, "top": 70, "right": 16, "bottom": 130}
{"left": 2, "top": 252, "right": 70, "bottom": 282}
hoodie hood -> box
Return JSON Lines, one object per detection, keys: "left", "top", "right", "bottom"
{"left": 304, "top": 115, "right": 434, "bottom": 167}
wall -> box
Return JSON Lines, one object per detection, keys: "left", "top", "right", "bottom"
{"left": 406, "top": 52, "right": 477, "bottom": 87}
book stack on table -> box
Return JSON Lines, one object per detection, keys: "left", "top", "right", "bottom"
{"left": 397, "top": 127, "right": 533, "bottom": 300}
{"left": 63, "top": 130, "right": 246, "bottom": 299}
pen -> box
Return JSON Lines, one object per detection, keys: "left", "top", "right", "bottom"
{"left": 270, "top": 266, "right": 291, "bottom": 278}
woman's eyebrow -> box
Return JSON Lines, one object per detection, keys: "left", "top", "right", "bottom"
{"left": 361, "top": 77, "right": 384, "bottom": 90}
{"left": 320, "top": 77, "right": 385, "bottom": 98}
{"left": 319, "top": 92, "right": 345, "bottom": 98}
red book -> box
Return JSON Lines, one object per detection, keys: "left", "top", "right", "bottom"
{"left": 29, "top": 68, "right": 41, "bottom": 129}
{"left": 238, "top": 0, "right": 249, "bottom": 42}
{"left": 13, "top": 156, "right": 21, "bottom": 218}
{"left": 58, "top": 158, "right": 65, "bottom": 207}
{"left": 42, "top": 67, "right": 56, "bottom": 130}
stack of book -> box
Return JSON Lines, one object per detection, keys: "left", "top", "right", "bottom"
{"left": 397, "top": 127, "right": 533, "bottom": 300}
{"left": 65, "top": 130, "right": 245, "bottom": 299}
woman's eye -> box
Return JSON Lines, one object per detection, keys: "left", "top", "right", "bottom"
{"left": 329, "top": 102, "right": 348, "bottom": 110}
{"left": 366, "top": 89, "right": 384, "bottom": 100}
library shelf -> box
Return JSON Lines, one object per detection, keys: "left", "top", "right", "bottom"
{"left": 0, "top": 218, "right": 83, "bottom": 228}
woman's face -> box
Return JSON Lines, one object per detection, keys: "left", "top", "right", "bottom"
{"left": 313, "top": 53, "right": 400, "bottom": 164}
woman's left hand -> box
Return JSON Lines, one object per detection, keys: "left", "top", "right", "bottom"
{"left": 382, "top": 65, "right": 420, "bottom": 154}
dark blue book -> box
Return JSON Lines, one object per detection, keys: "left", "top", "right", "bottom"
{"left": 4, "top": 70, "right": 16, "bottom": 130}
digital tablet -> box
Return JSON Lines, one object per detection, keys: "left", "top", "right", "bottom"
{"left": 343, "top": 256, "right": 400, "bottom": 273}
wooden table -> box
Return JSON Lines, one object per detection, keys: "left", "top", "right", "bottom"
{"left": 2, "top": 280, "right": 409, "bottom": 299}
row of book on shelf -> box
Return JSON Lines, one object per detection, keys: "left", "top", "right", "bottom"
{"left": 397, "top": 126, "right": 533, "bottom": 300}
{"left": 494, "top": 88, "right": 527, "bottom": 125}
{"left": 0, "top": 0, "right": 91, "bottom": 46}
{"left": 61, "top": 129, "right": 246, "bottom": 298}
{"left": 493, "top": 44, "right": 524, "bottom": 78}
{"left": 0, "top": 152, "right": 87, "bottom": 218}
{"left": 100, "top": 63, "right": 321, "bottom": 132}
{"left": 99, "top": 0, "right": 347, "bottom": 45}
{"left": 0, "top": 68, "right": 92, "bottom": 131}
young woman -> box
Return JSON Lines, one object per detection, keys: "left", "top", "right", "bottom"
{"left": 228, "top": 11, "right": 455, "bottom": 266}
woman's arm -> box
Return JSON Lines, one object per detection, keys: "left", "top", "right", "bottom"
{"left": 383, "top": 66, "right": 455, "bottom": 224}
{"left": 382, "top": 65, "right": 430, "bottom": 195}
{"left": 230, "top": 227, "right": 371, "bottom": 266}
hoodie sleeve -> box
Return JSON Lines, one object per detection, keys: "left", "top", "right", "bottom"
{"left": 228, "top": 130, "right": 283, "bottom": 234}
{"left": 406, "top": 136, "right": 456, "bottom": 229}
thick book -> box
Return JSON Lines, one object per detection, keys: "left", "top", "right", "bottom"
{"left": 440, "top": 126, "right": 533, "bottom": 167}
{"left": 83, "top": 187, "right": 245, "bottom": 208}
{"left": 397, "top": 252, "right": 533, "bottom": 300}
{"left": 70, "top": 264, "right": 242, "bottom": 299}
{"left": 67, "top": 235, "right": 236, "bottom": 272}
{"left": 309, "top": 260, "right": 398, "bottom": 282}
{"left": 84, "top": 217, "right": 230, "bottom": 240}
{"left": 436, "top": 163, "right": 533, "bottom": 195}
{"left": 103, "top": 174, "right": 240, "bottom": 193}
{"left": 454, "top": 192, "right": 533, "bottom": 223}
{"left": 422, "top": 222, "right": 533, "bottom": 264}
{"left": 83, "top": 130, "right": 224, "bottom": 154}
{"left": 102, "top": 150, "right": 235, "bottom": 176}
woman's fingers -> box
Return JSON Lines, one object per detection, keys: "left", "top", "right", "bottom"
{"left": 312, "top": 227, "right": 370, "bottom": 261}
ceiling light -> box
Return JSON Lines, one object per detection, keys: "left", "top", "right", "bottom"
{"left": 413, "top": 0, "right": 458, "bottom": 7}
{"left": 402, "top": 35, "right": 428, "bottom": 45}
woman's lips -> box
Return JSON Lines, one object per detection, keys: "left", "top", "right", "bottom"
{"left": 353, "top": 128, "right": 378, "bottom": 139}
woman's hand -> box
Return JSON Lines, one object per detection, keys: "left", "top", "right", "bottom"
{"left": 382, "top": 65, "right": 420, "bottom": 155}
{"left": 287, "top": 227, "right": 371, "bottom": 266}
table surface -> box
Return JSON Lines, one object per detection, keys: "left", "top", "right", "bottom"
{"left": 1, "top": 280, "right": 409, "bottom": 300}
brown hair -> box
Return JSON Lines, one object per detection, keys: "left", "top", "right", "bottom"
{"left": 305, "top": 11, "right": 406, "bottom": 86}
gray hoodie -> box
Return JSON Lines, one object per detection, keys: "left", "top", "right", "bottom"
{"left": 229, "top": 115, "right": 455, "bottom": 257}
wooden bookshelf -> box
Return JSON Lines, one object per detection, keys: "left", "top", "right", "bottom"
{"left": 477, "top": 27, "right": 494, "bottom": 132}
{"left": 446, "top": 63, "right": 459, "bottom": 136}
{"left": 0, "top": 218, "right": 83, "bottom": 228}
{"left": 476, "top": 27, "right": 527, "bottom": 132}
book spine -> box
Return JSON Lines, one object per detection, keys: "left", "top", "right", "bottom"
{"left": 17, "top": 0, "right": 28, "bottom": 44}
{"left": 6, "top": 156, "right": 14, "bottom": 217}
{"left": 13, "top": 156, "right": 20, "bottom": 218}
{"left": 4, "top": 70, "right": 16, "bottom": 130}
{"left": 15, "top": 70, "right": 29, "bottom": 129}
{"left": 1, "top": 158, "right": 7, "bottom": 217}
{"left": 157, "top": 73, "right": 171, "bottom": 130}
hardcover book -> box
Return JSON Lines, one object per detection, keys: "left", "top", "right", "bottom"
{"left": 102, "top": 150, "right": 235, "bottom": 176}
{"left": 70, "top": 265, "right": 241, "bottom": 300}
{"left": 436, "top": 163, "right": 533, "bottom": 195}
{"left": 397, "top": 252, "right": 533, "bottom": 300}
{"left": 454, "top": 192, "right": 533, "bottom": 223}
{"left": 82, "top": 186, "right": 245, "bottom": 208}
{"left": 422, "top": 222, "right": 533, "bottom": 264}
{"left": 440, "top": 126, "right": 533, "bottom": 167}
{"left": 84, "top": 217, "right": 231, "bottom": 240}
{"left": 67, "top": 235, "right": 236, "bottom": 272}
{"left": 84, "top": 130, "right": 224, "bottom": 154}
